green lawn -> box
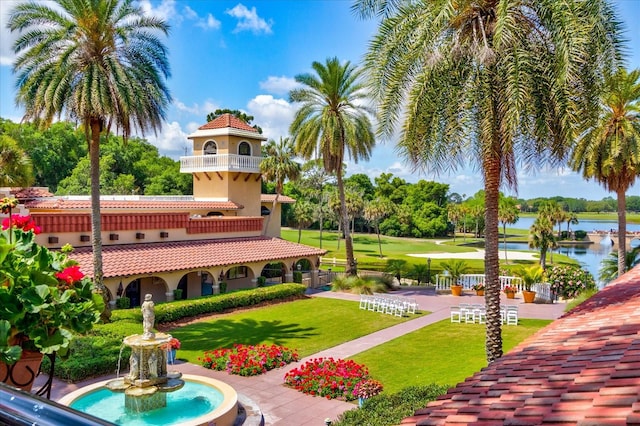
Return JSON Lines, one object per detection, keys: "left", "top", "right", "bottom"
{"left": 351, "top": 318, "right": 551, "bottom": 394}
{"left": 168, "top": 296, "right": 550, "bottom": 396}
{"left": 170, "top": 297, "right": 426, "bottom": 362}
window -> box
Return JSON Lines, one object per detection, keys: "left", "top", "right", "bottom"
{"left": 238, "top": 141, "right": 251, "bottom": 156}
{"left": 227, "top": 266, "right": 248, "bottom": 279}
{"left": 203, "top": 141, "right": 217, "bottom": 155}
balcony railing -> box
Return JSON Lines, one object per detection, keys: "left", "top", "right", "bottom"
{"left": 180, "top": 154, "right": 262, "bottom": 174}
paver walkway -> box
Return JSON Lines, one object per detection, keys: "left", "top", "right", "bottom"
{"left": 37, "top": 288, "right": 566, "bottom": 425}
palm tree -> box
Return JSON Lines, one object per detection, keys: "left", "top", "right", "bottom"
{"left": 260, "top": 137, "right": 301, "bottom": 235}
{"left": 353, "top": 0, "right": 621, "bottom": 363}
{"left": 572, "top": 67, "right": 640, "bottom": 277}
{"left": 565, "top": 213, "right": 579, "bottom": 235}
{"left": 528, "top": 214, "right": 557, "bottom": 270}
{"left": 364, "top": 197, "right": 395, "bottom": 258}
{"left": 9, "top": 0, "right": 171, "bottom": 312}
{"left": 0, "top": 134, "right": 33, "bottom": 187}
{"left": 447, "top": 204, "right": 462, "bottom": 242}
{"left": 292, "top": 199, "right": 314, "bottom": 243}
{"left": 498, "top": 197, "right": 519, "bottom": 264}
{"left": 599, "top": 245, "right": 640, "bottom": 283}
{"left": 289, "top": 57, "right": 376, "bottom": 276}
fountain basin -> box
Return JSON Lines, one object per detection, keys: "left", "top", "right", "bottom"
{"left": 59, "top": 374, "right": 238, "bottom": 426}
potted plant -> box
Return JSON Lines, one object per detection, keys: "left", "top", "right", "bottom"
{"left": 472, "top": 282, "right": 485, "bottom": 296}
{"left": 0, "top": 200, "right": 103, "bottom": 390}
{"left": 440, "top": 259, "right": 470, "bottom": 296}
{"left": 515, "top": 265, "right": 544, "bottom": 303}
{"left": 503, "top": 284, "right": 518, "bottom": 299}
{"left": 353, "top": 378, "right": 383, "bottom": 407}
{"left": 160, "top": 337, "right": 181, "bottom": 364}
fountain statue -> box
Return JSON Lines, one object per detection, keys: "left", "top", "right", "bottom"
{"left": 59, "top": 293, "right": 239, "bottom": 425}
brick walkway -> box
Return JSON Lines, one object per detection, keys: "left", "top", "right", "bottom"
{"left": 37, "top": 288, "right": 566, "bottom": 425}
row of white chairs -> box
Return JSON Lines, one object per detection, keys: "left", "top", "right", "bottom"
{"left": 359, "top": 293, "right": 419, "bottom": 317}
{"left": 451, "top": 304, "right": 518, "bottom": 325}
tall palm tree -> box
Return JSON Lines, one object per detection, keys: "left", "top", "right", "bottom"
{"left": 0, "top": 134, "right": 33, "bottom": 187}
{"left": 289, "top": 57, "right": 376, "bottom": 276}
{"left": 528, "top": 213, "right": 557, "bottom": 270}
{"left": 292, "top": 199, "right": 314, "bottom": 243}
{"left": 260, "top": 137, "right": 301, "bottom": 235}
{"left": 572, "top": 67, "right": 640, "bottom": 277}
{"left": 498, "top": 196, "right": 519, "bottom": 264}
{"left": 364, "top": 197, "right": 395, "bottom": 258}
{"left": 353, "top": 0, "right": 621, "bottom": 362}
{"left": 9, "top": 0, "right": 171, "bottom": 312}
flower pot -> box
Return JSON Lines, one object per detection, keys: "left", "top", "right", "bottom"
{"left": 167, "top": 349, "right": 177, "bottom": 364}
{"left": 0, "top": 350, "right": 43, "bottom": 392}
{"left": 358, "top": 397, "right": 366, "bottom": 407}
{"left": 505, "top": 291, "right": 516, "bottom": 299}
{"left": 475, "top": 290, "right": 485, "bottom": 296}
{"left": 451, "top": 285, "right": 463, "bottom": 296}
{"left": 522, "top": 290, "right": 536, "bottom": 303}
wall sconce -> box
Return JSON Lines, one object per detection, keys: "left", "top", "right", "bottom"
{"left": 109, "top": 233, "right": 119, "bottom": 241}
{"left": 48, "top": 236, "right": 59, "bottom": 244}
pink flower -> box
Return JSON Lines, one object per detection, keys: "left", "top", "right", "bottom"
{"left": 55, "top": 265, "right": 84, "bottom": 284}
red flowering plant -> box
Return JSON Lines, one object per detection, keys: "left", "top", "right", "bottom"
{"left": 200, "top": 343, "right": 299, "bottom": 376}
{"left": 353, "top": 379, "right": 384, "bottom": 399}
{"left": 160, "top": 337, "right": 181, "bottom": 351}
{"left": 0, "top": 198, "right": 103, "bottom": 365}
{"left": 283, "top": 357, "right": 371, "bottom": 401}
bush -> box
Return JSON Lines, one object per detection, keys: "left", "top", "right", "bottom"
{"left": 574, "top": 230, "right": 587, "bottom": 240}
{"left": 334, "top": 384, "right": 450, "bottom": 426}
{"left": 293, "top": 271, "right": 303, "bottom": 283}
{"left": 257, "top": 276, "right": 266, "bottom": 287}
{"left": 545, "top": 265, "right": 597, "bottom": 299}
{"left": 219, "top": 281, "right": 227, "bottom": 294}
{"left": 284, "top": 357, "right": 371, "bottom": 400}
{"left": 115, "top": 296, "right": 130, "bottom": 309}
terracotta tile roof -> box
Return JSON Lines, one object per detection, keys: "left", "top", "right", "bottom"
{"left": 9, "top": 187, "right": 54, "bottom": 200}
{"left": 261, "top": 194, "right": 296, "bottom": 204}
{"left": 198, "top": 113, "right": 259, "bottom": 133}
{"left": 69, "top": 237, "right": 326, "bottom": 278}
{"left": 402, "top": 266, "right": 640, "bottom": 426}
{"left": 25, "top": 199, "right": 243, "bottom": 210}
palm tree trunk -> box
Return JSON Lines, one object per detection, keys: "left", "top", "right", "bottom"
{"left": 484, "top": 151, "right": 503, "bottom": 363}
{"left": 337, "top": 171, "right": 356, "bottom": 276}
{"left": 89, "top": 119, "right": 109, "bottom": 321}
{"left": 376, "top": 223, "right": 383, "bottom": 258}
{"left": 502, "top": 223, "right": 508, "bottom": 264}
{"left": 617, "top": 187, "right": 627, "bottom": 276}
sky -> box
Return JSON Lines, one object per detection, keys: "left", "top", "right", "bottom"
{"left": 1, "top": 0, "right": 639, "bottom": 201}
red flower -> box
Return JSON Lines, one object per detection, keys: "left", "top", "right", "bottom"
{"left": 2, "top": 215, "right": 41, "bottom": 234}
{"left": 55, "top": 265, "right": 84, "bottom": 284}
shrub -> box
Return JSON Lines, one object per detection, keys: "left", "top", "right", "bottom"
{"left": 115, "top": 297, "right": 130, "bottom": 309}
{"left": 293, "top": 271, "right": 303, "bottom": 283}
{"left": 334, "top": 384, "right": 450, "bottom": 426}
{"left": 284, "top": 357, "right": 371, "bottom": 401}
{"left": 545, "top": 265, "right": 597, "bottom": 299}
{"left": 574, "top": 230, "right": 587, "bottom": 240}
{"left": 200, "top": 343, "right": 298, "bottom": 376}
{"left": 219, "top": 281, "right": 227, "bottom": 294}
{"left": 257, "top": 276, "right": 266, "bottom": 287}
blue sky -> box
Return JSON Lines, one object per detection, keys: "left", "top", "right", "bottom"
{"left": 1, "top": 0, "right": 639, "bottom": 201}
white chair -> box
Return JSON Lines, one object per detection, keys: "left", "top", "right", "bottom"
{"left": 359, "top": 294, "right": 369, "bottom": 310}
{"left": 406, "top": 298, "right": 418, "bottom": 314}
{"left": 450, "top": 306, "right": 462, "bottom": 323}
{"left": 394, "top": 302, "right": 405, "bottom": 317}
{"left": 464, "top": 307, "right": 476, "bottom": 323}
{"left": 506, "top": 306, "right": 518, "bottom": 325}
{"left": 475, "top": 306, "right": 486, "bottom": 324}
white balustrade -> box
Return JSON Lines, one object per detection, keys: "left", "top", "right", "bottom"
{"left": 179, "top": 154, "right": 262, "bottom": 173}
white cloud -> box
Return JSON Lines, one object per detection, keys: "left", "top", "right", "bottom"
{"left": 184, "top": 6, "right": 221, "bottom": 30}
{"left": 225, "top": 4, "right": 273, "bottom": 34}
{"left": 145, "top": 121, "right": 189, "bottom": 159}
{"left": 259, "top": 76, "right": 299, "bottom": 95}
{"left": 0, "top": 1, "right": 22, "bottom": 66}
{"left": 138, "top": 0, "right": 179, "bottom": 23}
{"left": 173, "top": 98, "right": 219, "bottom": 119}
{"left": 246, "top": 94, "right": 295, "bottom": 140}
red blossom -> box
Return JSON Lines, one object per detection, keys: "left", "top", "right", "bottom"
{"left": 55, "top": 265, "right": 84, "bottom": 284}
{"left": 2, "top": 215, "right": 41, "bottom": 234}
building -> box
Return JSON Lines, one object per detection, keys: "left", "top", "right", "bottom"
{"left": 1, "top": 114, "right": 325, "bottom": 307}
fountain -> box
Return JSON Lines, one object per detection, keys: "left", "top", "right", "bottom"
{"left": 59, "top": 294, "right": 238, "bottom": 426}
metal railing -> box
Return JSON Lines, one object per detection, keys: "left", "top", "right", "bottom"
{"left": 435, "top": 274, "right": 523, "bottom": 291}
{"left": 179, "top": 154, "right": 262, "bottom": 173}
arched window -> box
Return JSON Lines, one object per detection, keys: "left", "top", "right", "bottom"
{"left": 238, "top": 141, "right": 251, "bottom": 156}
{"left": 203, "top": 140, "right": 217, "bottom": 155}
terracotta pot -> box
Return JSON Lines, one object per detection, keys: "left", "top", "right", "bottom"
{"left": 451, "top": 285, "right": 463, "bottom": 296}
{"left": 505, "top": 291, "right": 516, "bottom": 299}
{"left": 475, "top": 290, "right": 485, "bottom": 296}
{"left": 0, "top": 350, "right": 44, "bottom": 392}
{"left": 522, "top": 290, "right": 536, "bottom": 303}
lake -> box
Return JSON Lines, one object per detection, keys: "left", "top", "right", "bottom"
{"left": 508, "top": 216, "right": 637, "bottom": 287}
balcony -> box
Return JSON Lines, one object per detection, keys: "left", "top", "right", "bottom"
{"left": 180, "top": 154, "right": 262, "bottom": 174}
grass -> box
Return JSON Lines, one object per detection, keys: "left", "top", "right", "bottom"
{"left": 169, "top": 297, "right": 427, "bottom": 363}
{"left": 351, "top": 318, "right": 552, "bottom": 394}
